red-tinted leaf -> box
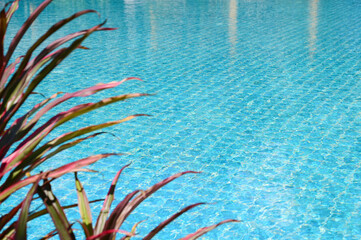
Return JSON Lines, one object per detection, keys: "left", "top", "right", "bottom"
{"left": 0, "top": 48, "right": 67, "bottom": 129}
{"left": 87, "top": 229, "right": 134, "bottom": 240}
{"left": 29, "top": 78, "right": 141, "bottom": 127}
{"left": 0, "top": 56, "right": 22, "bottom": 91}
{"left": 0, "top": 200, "right": 22, "bottom": 230}
{"left": 0, "top": 153, "right": 119, "bottom": 203}
{"left": 120, "top": 220, "right": 144, "bottom": 240}
{"left": 2, "top": 78, "right": 142, "bottom": 150}
{"left": 75, "top": 172, "right": 93, "bottom": 237}
{"left": 24, "top": 92, "right": 146, "bottom": 152}
{"left": 3, "top": 9, "right": 103, "bottom": 109}
{"left": 0, "top": 91, "right": 63, "bottom": 163}
{"left": 0, "top": 121, "right": 56, "bottom": 178}
{"left": 0, "top": 173, "right": 41, "bottom": 204}
{"left": 5, "top": 48, "right": 66, "bottom": 110}
{"left": 14, "top": 176, "right": 42, "bottom": 240}
{"left": 40, "top": 229, "right": 58, "bottom": 240}
{"left": 29, "top": 199, "right": 103, "bottom": 222}
{"left": 31, "top": 132, "right": 106, "bottom": 169}
{"left": 0, "top": 21, "right": 111, "bottom": 131}
{"left": 11, "top": 132, "right": 105, "bottom": 184}
{"left": 103, "top": 171, "right": 200, "bottom": 238}
{"left": 19, "top": 21, "right": 107, "bottom": 103}
{"left": 94, "top": 164, "right": 130, "bottom": 234}
{"left": 5, "top": 0, "right": 19, "bottom": 24}
{"left": 0, "top": 229, "right": 14, "bottom": 240}
{"left": 5, "top": 0, "right": 52, "bottom": 64}
{"left": 18, "top": 9, "right": 98, "bottom": 73}
{"left": 42, "top": 114, "right": 146, "bottom": 154}
{"left": 0, "top": 8, "right": 7, "bottom": 68}
{"left": 179, "top": 219, "right": 240, "bottom": 240}
{"left": 1, "top": 113, "right": 146, "bottom": 192}
{"left": 5, "top": 206, "right": 91, "bottom": 240}
{"left": 102, "top": 190, "right": 141, "bottom": 235}
{"left": 1, "top": 92, "right": 146, "bottom": 179}
{"left": 77, "top": 220, "right": 91, "bottom": 239}
{"left": 37, "top": 180, "right": 76, "bottom": 240}
{"left": 143, "top": 203, "right": 206, "bottom": 240}
{"left": 48, "top": 153, "right": 123, "bottom": 179}
{"left": 30, "top": 26, "right": 115, "bottom": 70}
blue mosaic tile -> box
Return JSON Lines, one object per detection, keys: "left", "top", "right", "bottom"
{"left": 3, "top": 0, "right": 361, "bottom": 239}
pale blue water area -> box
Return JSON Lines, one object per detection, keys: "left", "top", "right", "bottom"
{"left": 2, "top": 0, "right": 361, "bottom": 239}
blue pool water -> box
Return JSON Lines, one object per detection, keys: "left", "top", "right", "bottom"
{"left": 3, "top": 0, "right": 361, "bottom": 239}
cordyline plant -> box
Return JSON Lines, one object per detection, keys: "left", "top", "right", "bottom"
{"left": 0, "top": 0, "right": 239, "bottom": 239}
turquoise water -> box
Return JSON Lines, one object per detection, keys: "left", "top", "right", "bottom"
{"left": 3, "top": 0, "right": 361, "bottom": 239}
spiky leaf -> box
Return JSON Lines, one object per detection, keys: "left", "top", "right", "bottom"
{"left": 37, "top": 180, "right": 75, "bottom": 240}
{"left": 143, "top": 203, "right": 206, "bottom": 240}
{"left": 14, "top": 176, "right": 42, "bottom": 240}
{"left": 75, "top": 172, "right": 93, "bottom": 237}
{"left": 179, "top": 219, "right": 240, "bottom": 240}
{"left": 94, "top": 164, "right": 130, "bottom": 235}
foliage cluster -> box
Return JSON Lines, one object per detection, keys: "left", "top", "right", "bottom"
{"left": 0, "top": 0, "right": 238, "bottom": 239}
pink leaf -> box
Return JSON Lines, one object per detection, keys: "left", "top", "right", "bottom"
{"left": 179, "top": 219, "right": 240, "bottom": 240}
{"left": 87, "top": 229, "right": 134, "bottom": 240}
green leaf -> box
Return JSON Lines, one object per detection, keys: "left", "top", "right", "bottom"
{"left": 1, "top": 198, "right": 104, "bottom": 239}
{"left": 0, "top": 91, "right": 148, "bottom": 180}
{"left": 4, "top": 0, "right": 52, "bottom": 66}
{"left": 37, "top": 179, "right": 76, "bottom": 240}
{"left": 75, "top": 172, "right": 93, "bottom": 237}
{"left": 5, "top": 0, "right": 19, "bottom": 24}
{"left": 40, "top": 228, "right": 58, "bottom": 240}
{"left": 0, "top": 20, "right": 112, "bottom": 133}
{"left": 0, "top": 153, "right": 119, "bottom": 203}
{"left": 121, "top": 220, "right": 144, "bottom": 240}
{"left": 3, "top": 78, "right": 141, "bottom": 152}
{"left": 3, "top": 132, "right": 105, "bottom": 191}
{"left": 29, "top": 199, "right": 103, "bottom": 222}
{"left": 94, "top": 164, "right": 130, "bottom": 235}
{"left": 14, "top": 176, "right": 42, "bottom": 240}
{"left": 0, "top": 91, "right": 62, "bottom": 158}
{"left": 0, "top": 56, "right": 22, "bottom": 93}
{"left": 23, "top": 114, "right": 147, "bottom": 175}
{"left": 0, "top": 199, "right": 22, "bottom": 230}
{"left": 10, "top": 9, "right": 98, "bottom": 83}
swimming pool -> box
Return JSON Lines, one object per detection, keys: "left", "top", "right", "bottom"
{"left": 4, "top": 0, "right": 361, "bottom": 239}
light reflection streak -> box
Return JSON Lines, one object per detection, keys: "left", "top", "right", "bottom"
{"left": 229, "top": 0, "right": 238, "bottom": 58}
{"left": 308, "top": 0, "right": 319, "bottom": 58}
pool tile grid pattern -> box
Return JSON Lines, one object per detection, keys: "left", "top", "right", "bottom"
{"left": 2, "top": 0, "right": 361, "bottom": 239}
